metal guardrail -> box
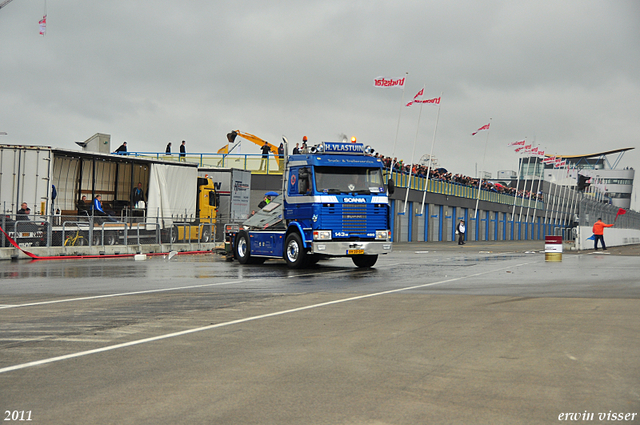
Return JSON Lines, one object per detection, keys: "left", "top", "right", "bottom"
{"left": 1, "top": 213, "right": 218, "bottom": 249}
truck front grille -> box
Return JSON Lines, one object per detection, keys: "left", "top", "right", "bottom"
{"left": 319, "top": 203, "right": 387, "bottom": 237}
{"left": 342, "top": 204, "right": 367, "bottom": 232}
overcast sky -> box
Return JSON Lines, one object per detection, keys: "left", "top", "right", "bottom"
{"left": 2, "top": 1, "right": 639, "bottom": 207}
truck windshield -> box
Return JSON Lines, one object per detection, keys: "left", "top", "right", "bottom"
{"left": 314, "top": 167, "right": 385, "bottom": 195}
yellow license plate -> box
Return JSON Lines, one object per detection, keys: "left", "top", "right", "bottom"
{"left": 22, "top": 232, "right": 30, "bottom": 237}
{"left": 347, "top": 249, "right": 364, "bottom": 255}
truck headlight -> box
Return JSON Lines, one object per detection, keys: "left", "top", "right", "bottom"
{"left": 375, "top": 230, "right": 390, "bottom": 241}
{"left": 313, "top": 230, "right": 332, "bottom": 241}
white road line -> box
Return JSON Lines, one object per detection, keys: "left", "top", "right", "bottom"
{"left": 0, "top": 280, "right": 250, "bottom": 310}
{"left": 0, "top": 260, "right": 534, "bottom": 374}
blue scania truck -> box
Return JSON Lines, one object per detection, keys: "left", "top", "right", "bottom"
{"left": 227, "top": 139, "right": 394, "bottom": 268}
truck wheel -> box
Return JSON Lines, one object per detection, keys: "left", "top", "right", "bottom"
{"left": 284, "top": 233, "right": 307, "bottom": 268}
{"left": 235, "top": 231, "right": 252, "bottom": 264}
{"left": 168, "top": 225, "right": 178, "bottom": 243}
{"left": 92, "top": 233, "right": 102, "bottom": 246}
{"left": 104, "top": 233, "right": 118, "bottom": 245}
{"left": 201, "top": 227, "right": 212, "bottom": 243}
{"left": 352, "top": 255, "right": 378, "bottom": 268}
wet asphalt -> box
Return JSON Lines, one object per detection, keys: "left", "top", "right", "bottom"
{"left": 0, "top": 241, "right": 639, "bottom": 424}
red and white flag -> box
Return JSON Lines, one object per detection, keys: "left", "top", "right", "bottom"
{"left": 537, "top": 150, "right": 545, "bottom": 157}
{"left": 531, "top": 147, "right": 538, "bottom": 154}
{"left": 507, "top": 140, "right": 525, "bottom": 147}
{"left": 405, "top": 88, "right": 424, "bottom": 106}
{"left": 514, "top": 147, "right": 525, "bottom": 153}
{"left": 471, "top": 123, "right": 490, "bottom": 135}
{"left": 554, "top": 159, "right": 566, "bottom": 168}
{"left": 373, "top": 76, "right": 406, "bottom": 89}
{"left": 542, "top": 156, "right": 556, "bottom": 164}
{"left": 414, "top": 97, "right": 441, "bottom": 105}
{"left": 39, "top": 15, "right": 47, "bottom": 35}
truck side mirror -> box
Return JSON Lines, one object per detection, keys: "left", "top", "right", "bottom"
{"left": 209, "top": 191, "right": 219, "bottom": 208}
{"left": 387, "top": 178, "right": 395, "bottom": 195}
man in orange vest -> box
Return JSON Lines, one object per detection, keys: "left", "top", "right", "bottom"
{"left": 592, "top": 218, "right": 613, "bottom": 250}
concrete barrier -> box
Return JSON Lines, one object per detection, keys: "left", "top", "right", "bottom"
{"left": 576, "top": 226, "right": 640, "bottom": 251}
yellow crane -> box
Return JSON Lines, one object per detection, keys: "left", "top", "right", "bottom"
{"left": 218, "top": 130, "right": 279, "bottom": 156}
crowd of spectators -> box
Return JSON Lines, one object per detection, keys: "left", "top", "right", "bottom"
{"left": 373, "top": 153, "right": 543, "bottom": 201}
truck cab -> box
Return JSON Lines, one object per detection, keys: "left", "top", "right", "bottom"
{"left": 231, "top": 141, "right": 393, "bottom": 268}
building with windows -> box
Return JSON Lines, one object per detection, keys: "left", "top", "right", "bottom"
{"left": 518, "top": 148, "right": 635, "bottom": 209}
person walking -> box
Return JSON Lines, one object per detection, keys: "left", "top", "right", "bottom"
{"left": 592, "top": 217, "right": 613, "bottom": 250}
{"left": 114, "top": 141, "right": 127, "bottom": 155}
{"left": 456, "top": 219, "right": 466, "bottom": 245}
{"left": 165, "top": 142, "right": 172, "bottom": 154}
{"left": 179, "top": 141, "right": 186, "bottom": 161}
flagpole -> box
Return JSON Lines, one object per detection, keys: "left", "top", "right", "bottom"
{"left": 544, "top": 158, "right": 559, "bottom": 235}
{"left": 403, "top": 85, "right": 425, "bottom": 214}
{"left": 524, "top": 150, "right": 539, "bottom": 225}
{"left": 390, "top": 72, "right": 408, "bottom": 168}
{"left": 530, "top": 152, "right": 544, "bottom": 223}
{"left": 419, "top": 92, "right": 443, "bottom": 215}
{"left": 518, "top": 152, "right": 533, "bottom": 224}
{"left": 567, "top": 168, "right": 579, "bottom": 228}
{"left": 511, "top": 145, "right": 524, "bottom": 236}
{"left": 562, "top": 163, "right": 570, "bottom": 227}
{"left": 556, "top": 163, "right": 570, "bottom": 229}
{"left": 549, "top": 161, "right": 563, "bottom": 233}
{"left": 552, "top": 162, "right": 565, "bottom": 227}
{"left": 474, "top": 118, "right": 491, "bottom": 220}
{"left": 565, "top": 165, "right": 575, "bottom": 226}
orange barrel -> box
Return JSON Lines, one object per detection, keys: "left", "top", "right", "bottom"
{"left": 545, "top": 235, "right": 563, "bottom": 262}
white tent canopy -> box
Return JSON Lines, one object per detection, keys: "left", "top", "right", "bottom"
{"left": 147, "top": 163, "right": 197, "bottom": 226}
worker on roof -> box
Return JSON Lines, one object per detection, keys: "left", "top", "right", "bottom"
{"left": 259, "top": 141, "right": 271, "bottom": 172}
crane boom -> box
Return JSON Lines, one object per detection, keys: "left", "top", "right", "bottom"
{"left": 219, "top": 130, "right": 279, "bottom": 156}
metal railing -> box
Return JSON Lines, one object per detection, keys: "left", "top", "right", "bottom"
{"left": 124, "top": 151, "right": 286, "bottom": 175}
{"left": 1, "top": 212, "right": 219, "bottom": 249}
{"left": 386, "top": 170, "right": 545, "bottom": 210}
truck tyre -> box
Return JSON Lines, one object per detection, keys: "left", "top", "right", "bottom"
{"left": 235, "top": 231, "right": 252, "bottom": 264}
{"left": 352, "top": 255, "right": 378, "bottom": 268}
{"left": 104, "top": 232, "right": 117, "bottom": 245}
{"left": 284, "top": 233, "right": 307, "bottom": 269}
{"left": 167, "top": 225, "right": 178, "bottom": 244}
{"left": 92, "top": 233, "right": 101, "bottom": 246}
{"left": 201, "top": 226, "right": 212, "bottom": 243}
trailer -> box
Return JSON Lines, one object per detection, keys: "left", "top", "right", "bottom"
{"left": 1, "top": 144, "right": 218, "bottom": 247}
{"left": 198, "top": 168, "right": 251, "bottom": 238}
{"left": 227, "top": 140, "right": 393, "bottom": 268}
